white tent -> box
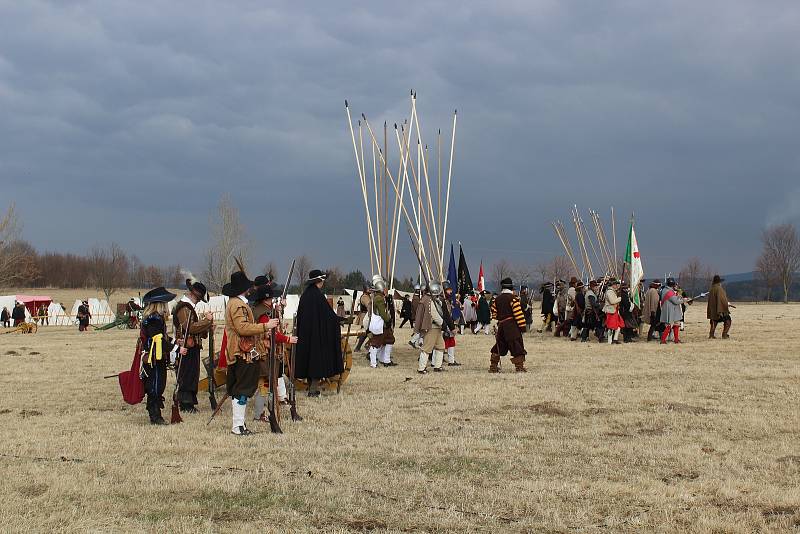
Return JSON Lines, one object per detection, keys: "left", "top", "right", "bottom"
{"left": 47, "top": 302, "right": 73, "bottom": 326}
{"left": 70, "top": 298, "right": 114, "bottom": 326}
{"left": 0, "top": 296, "right": 27, "bottom": 322}
{"left": 195, "top": 295, "right": 228, "bottom": 322}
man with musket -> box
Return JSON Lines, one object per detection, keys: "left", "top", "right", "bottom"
{"left": 489, "top": 277, "right": 527, "bottom": 373}
{"left": 251, "top": 284, "right": 297, "bottom": 422}
{"left": 707, "top": 275, "right": 732, "bottom": 339}
{"left": 295, "top": 270, "right": 344, "bottom": 397}
{"left": 172, "top": 278, "right": 214, "bottom": 413}
{"left": 223, "top": 271, "right": 280, "bottom": 435}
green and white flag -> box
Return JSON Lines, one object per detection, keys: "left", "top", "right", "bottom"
{"left": 624, "top": 221, "right": 644, "bottom": 306}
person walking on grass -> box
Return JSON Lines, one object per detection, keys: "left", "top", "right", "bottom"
{"left": 474, "top": 291, "right": 491, "bottom": 335}
{"left": 1, "top": 307, "right": 9, "bottom": 328}
{"left": 488, "top": 277, "right": 527, "bottom": 373}
{"left": 414, "top": 282, "right": 447, "bottom": 374}
{"left": 707, "top": 275, "right": 732, "bottom": 339}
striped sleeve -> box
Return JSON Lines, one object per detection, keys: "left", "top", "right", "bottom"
{"left": 511, "top": 298, "right": 526, "bottom": 330}
{"left": 490, "top": 299, "right": 497, "bottom": 320}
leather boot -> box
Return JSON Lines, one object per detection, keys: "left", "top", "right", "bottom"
{"left": 510, "top": 356, "right": 527, "bottom": 372}
{"left": 488, "top": 354, "right": 500, "bottom": 373}
{"left": 709, "top": 321, "right": 717, "bottom": 339}
{"left": 721, "top": 320, "right": 731, "bottom": 339}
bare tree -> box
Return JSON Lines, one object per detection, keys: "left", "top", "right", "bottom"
{"left": 679, "top": 257, "right": 713, "bottom": 296}
{"left": 89, "top": 243, "right": 130, "bottom": 302}
{"left": 760, "top": 223, "right": 800, "bottom": 303}
{"left": 755, "top": 249, "right": 781, "bottom": 301}
{"left": 203, "top": 194, "right": 250, "bottom": 292}
{"left": 263, "top": 261, "right": 278, "bottom": 283}
{"left": 546, "top": 256, "right": 572, "bottom": 282}
{"left": 294, "top": 255, "right": 312, "bottom": 288}
{"left": 491, "top": 259, "right": 514, "bottom": 290}
{"left": 0, "top": 204, "right": 39, "bottom": 289}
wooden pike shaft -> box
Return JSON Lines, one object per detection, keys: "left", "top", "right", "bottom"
{"left": 439, "top": 110, "right": 457, "bottom": 272}
{"left": 363, "top": 114, "right": 433, "bottom": 280}
{"left": 411, "top": 103, "right": 443, "bottom": 279}
{"left": 389, "top": 122, "right": 412, "bottom": 287}
{"left": 345, "top": 104, "right": 378, "bottom": 274}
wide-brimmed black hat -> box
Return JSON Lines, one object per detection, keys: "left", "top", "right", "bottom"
{"left": 252, "top": 285, "right": 274, "bottom": 302}
{"left": 501, "top": 277, "right": 514, "bottom": 289}
{"left": 575, "top": 281, "right": 585, "bottom": 288}
{"left": 666, "top": 277, "right": 677, "bottom": 288}
{"left": 223, "top": 271, "right": 254, "bottom": 297}
{"left": 307, "top": 269, "right": 327, "bottom": 283}
{"left": 254, "top": 275, "right": 270, "bottom": 287}
{"left": 186, "top": 278, "right": 209, "bottom": 303}
{"left": 143, "top": 287, "right": 176, "bottom": 305}
{"left": 712, "top": 275, "right": 724, "bottom": 284}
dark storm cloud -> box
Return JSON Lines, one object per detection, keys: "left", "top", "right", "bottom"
{"left": 1, "top": 0, "right": 799, "bottom": 277}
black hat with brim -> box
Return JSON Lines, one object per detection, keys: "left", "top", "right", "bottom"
{"left": 223, "top": 271, "right": 254, "bottom": 297}
{"left": 143, "top": 287, "right": 177, "bottom": 305}
{"left": 500, "top": 277, "right": 514, "bottom": 289}
{"left": 252, "top": 285, "right": 274, "bottom": 302}
{"left": 186, "top": 279, "right": 209, "bottom": 303}
{"left": 307, "top": 269, "right": 327, "bottom": 283}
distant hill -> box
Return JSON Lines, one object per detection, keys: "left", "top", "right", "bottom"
{"left": 721, "top": 272, "right": 756, "bottom": 283}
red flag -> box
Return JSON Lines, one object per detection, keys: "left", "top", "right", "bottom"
{"left": 477, "top": 262, "right": 485, "bottom": 292}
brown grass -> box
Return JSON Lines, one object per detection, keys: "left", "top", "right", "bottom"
{"left": 0, "top": 303, "right": 798, "bottom": 532}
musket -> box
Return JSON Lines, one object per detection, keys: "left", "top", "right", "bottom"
{"left": 279, "top": 259, "right": 302, "bottom": 420}
{"left": 266, "top": 302, "right": 283, "bottom": 434}
{"left": 171, "top": 305, "right": 193, "bottom": 424}
{"left": 206, "top": 393, "right": 229, "bottom": 425}
{"left": 288, "top": 313, "right": 302, "bottom": 418}
{"left": 684, "top": 291, "right": 710, "bottom": 304}
{"left": 206, "top": 325, "right": 217, "bottom": 411}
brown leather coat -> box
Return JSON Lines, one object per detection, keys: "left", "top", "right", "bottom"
{"left": 224, "top": 297, "right": 269, "bottom": 366}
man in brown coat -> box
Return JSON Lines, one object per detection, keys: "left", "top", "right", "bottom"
{"left": 641, "top": 280, "right": 662, "bottom": 342}
{"left": 172, "top": 278, "right": 214, "bottom": 413}
{"left": 489, "top": 277, "right": 527, "bottom": 372}
{"left": 223, "top": 271, "right": 279, "bottom": 435}
{"left": 707, "top": 275, "right": 732, "bottom": 339}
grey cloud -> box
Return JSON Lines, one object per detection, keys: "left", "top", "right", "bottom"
{"left": 1, "top": 0, "right": 799, "bottom": 278}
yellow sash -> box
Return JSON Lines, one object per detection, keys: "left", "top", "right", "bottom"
{"left": 147, "top": 334, "right": 163, "bottom": 364}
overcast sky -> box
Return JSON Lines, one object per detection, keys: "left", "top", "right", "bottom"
{"left": 2, "top": 0, "right": 799, "bottom": 281}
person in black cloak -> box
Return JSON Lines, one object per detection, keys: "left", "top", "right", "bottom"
{"left": 294, "top": 269, "right": 343, "bottom": 397}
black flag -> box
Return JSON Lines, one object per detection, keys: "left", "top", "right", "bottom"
{"left": 457, "top": 244, "right": 474, "bottom": 296}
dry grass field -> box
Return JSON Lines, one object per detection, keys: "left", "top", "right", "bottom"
{"left": 0, "top": 302, "right": 798, "bottom": 533}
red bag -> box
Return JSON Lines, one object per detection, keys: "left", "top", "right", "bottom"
{"left": 118, "top": 340, "right": 145, "bottom": 405}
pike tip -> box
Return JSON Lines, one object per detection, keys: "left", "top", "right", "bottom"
{"left": 361, "top": 113, "right": 366, "bottom": 119}
{"left": 394, "top": 123, "right": 398, "bottom": 129}
{"left": 344, "top": 99, "right": 348, "bottom": 107}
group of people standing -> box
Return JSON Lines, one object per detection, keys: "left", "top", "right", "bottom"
{"left": 537, "top": 274, "right": 732, "bottom": 344}
{"left": 131, "top": 268, "right": 343, "bottom": 434}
